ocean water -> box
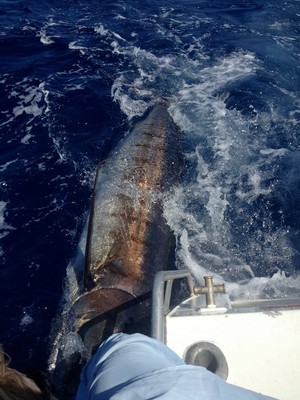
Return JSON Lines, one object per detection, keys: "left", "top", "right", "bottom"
{"left": 1, "top": 0, "right": 300, "bottom": 373}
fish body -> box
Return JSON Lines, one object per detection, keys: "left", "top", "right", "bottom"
{"left": 72, "top": 103, "right": 181, "bottom": 353}
{"left": 51, "top": 103, "right": 181, "bottom": 398}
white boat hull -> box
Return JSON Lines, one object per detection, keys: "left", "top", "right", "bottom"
{"left": 151, "top": 271, "right": 300, "bottom": 400}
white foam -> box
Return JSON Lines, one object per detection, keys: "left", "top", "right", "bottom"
{"left": 0, "top": 201, "right": 7, "bottom": 229}
{"left": 21, "top": 133, "right": 33, "bottom": 144}
{"left": 68, "top": 41, "right": 86, "bottom": 54}
{"left": 270, "top": 21, "right": 291, "bottom": 31}
{"left": 114, "top": 14, "right": 126, "bottom": 21}
{"left": 235, "top": 165, "right": 272, "bottom": 203}
{"left": 94, "top": 24, "right": 186, "bottom": 119}
{"left": 112, "top": 32, "right": 126, "bottom": 42}
{"left": 166, "top": 190, "right": 299, "bottom": 299}
{"left": 0, "top": 159, "right": 18, "bottom": 172}
{"left": 227, "top": 271, "right": 300, "bottom": 300}
{"left": 94, "top": 24, "right": 108, "bottom": 36}
{"left": 2, "top": 81, "right": 49, "bottom": 129}
{"left": 39, "top": 30, "right": 55, "bottom": 45}
{"left": 260, "top": 148, "right": 289, "bottom": 157}
{"left": 111, "top": 76, "right": 148, "bottom": 119}
{"left": 0, "top": 201, "right": 15, "bottom": 239}
{"left": 164, "top": 49, "right": 300, "bottom": 293}
{"left": 20, "top": 311, "right": 34, "bottom": 327}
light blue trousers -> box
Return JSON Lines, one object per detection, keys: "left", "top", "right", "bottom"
{"left": 76, "top": 333, "right": 277, "bottom": 400}
{"left": 76, "top": 333, "right": 185, "bottom": 399}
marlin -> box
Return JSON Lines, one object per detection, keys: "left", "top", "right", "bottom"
{"left": 73, "top": 102, "right": 181, "bottom": 353}
{"left": 50, "top": 102, "right": 181, "bottom": 397}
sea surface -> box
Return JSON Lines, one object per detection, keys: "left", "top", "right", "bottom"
{"left": 1, "top": 0, "right": 300, "bottom": 373}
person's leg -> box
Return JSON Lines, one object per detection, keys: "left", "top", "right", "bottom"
{"left": 76, "top": 333, "right": 184, "bottom": 399}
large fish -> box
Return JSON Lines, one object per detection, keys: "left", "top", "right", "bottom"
{"left": 50, "top": 102, "right": 181, "bottom": 397}
{"left": 72, "top": 102, "right": 181, "bottom": 353}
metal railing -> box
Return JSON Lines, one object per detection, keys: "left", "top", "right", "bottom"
{"left": 151, "top": 270, "right": 194, "bottom": 343}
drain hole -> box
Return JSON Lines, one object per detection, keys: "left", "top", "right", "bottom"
{"left": 184, "top": 342, "right": 229, "bottom": 380}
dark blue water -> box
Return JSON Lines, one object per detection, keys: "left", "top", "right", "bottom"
{"left": 1, "top": 0, "right": 300, "bottom": 374}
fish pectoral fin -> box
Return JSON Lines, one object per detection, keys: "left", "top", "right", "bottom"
{"left": 70, "top": 288, "right": 151, "bottom": 356}
{"left": 71, "top": 288, "right": 134, "bottom": 330}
